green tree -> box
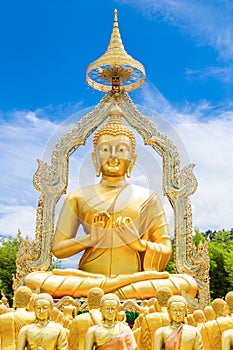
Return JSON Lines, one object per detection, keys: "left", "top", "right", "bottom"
{"left": 165, "top": 242, "right": 175, "bottom": 274}
{"left": 192, "top": 228, "right": 206, "bottom": 246}
{"left": 208, "top": 229, "right": 233, "bottom": 299}
{"left": 0, "top": 237, "right": 18, "bottom": 306}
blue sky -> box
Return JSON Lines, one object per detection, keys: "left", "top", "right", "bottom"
{"left": 1, "top": 0, "right": 233, "bottom": 243}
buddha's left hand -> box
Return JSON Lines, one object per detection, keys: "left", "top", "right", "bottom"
{"left": 116, "top": 216, "right": 146, "bottom": 252}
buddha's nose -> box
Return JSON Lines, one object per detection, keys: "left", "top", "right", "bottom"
{"left": 110, "top": 146, "right": 117, "bottom": 159}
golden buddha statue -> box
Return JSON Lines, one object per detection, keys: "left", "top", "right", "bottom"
{"left": 154, "top": 295, "right": 204, "bottom": 350}
{"left": 17, "top": 293, "right": 68, "bottom": 350}
{"left": 17, "top": 9, "right": 207, "bottom": 306}
{"left": 23, "top": 110, "right": 197, "bottom": 300}
{"left": 85, "top": 293, "right": 136, "bottom": 350}
{"left": 24, "top": 108, "right": 197, "bottom": 300}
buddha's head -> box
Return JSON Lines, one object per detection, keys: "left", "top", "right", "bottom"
{"left": 34, "top": 293, "right": 54, "bottom": 321}
{"left": 100, "top": 293, "right": 121, "bottom": 324}
{"left": 14, "top": 286, "right": 32, "bottom": 309}
{"left": 92, "top": 107, "right": 137, "bottom": 180}
{"left": 167, "top": 295, "right": 187, "bottom": 324}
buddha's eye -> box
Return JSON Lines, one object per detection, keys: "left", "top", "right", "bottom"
{"left": 100, "top": 145, "right": 110, "bottom": 152}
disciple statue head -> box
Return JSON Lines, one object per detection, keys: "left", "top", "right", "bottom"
{"left": 167, "top": 295, "right": 187, "bottom": 324}
{"left": 100, "top": 293, "right": 121, "bottom": 324}
{"left": 14, "top": 286, "right": 33, "bottom": 309}
{"left": 87, "top": 287, "right": 104, "bottom": 310}
{"left": 34, "top": 293, "right": 54, "bottom": 322}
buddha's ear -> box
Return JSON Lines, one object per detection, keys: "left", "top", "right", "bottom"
{"left": 92, "top": 152, "right": 101, "bottom": 177}
{"left": 126, "top": 153, "right": 137, "bottom": 178}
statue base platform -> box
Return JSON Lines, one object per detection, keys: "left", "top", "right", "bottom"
{"left": 23, "top": 270, "right": 197, "bottom": 300}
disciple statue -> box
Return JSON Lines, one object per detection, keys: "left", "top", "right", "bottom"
{"left": 17, "top": 293, "right": 68, "bottom": 350}
{"left": 68, "top": 287, "right": 104, "bottom": 350}
{"left": 85, "top": 293, "right": 136, "bottom": 350}
{"left": 201, "top": 298, "right": 233, "bottom": 350}
{"left": 0, "top": 286, "right": 35, "bottom": 350}
{"left": 154, "top": 295, "right": 204, "bottom": 350}
{"left": 24, "top": 109, "right": 197, "bottom": 300}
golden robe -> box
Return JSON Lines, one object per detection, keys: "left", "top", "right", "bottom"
{"left": 24, "top": 184, "right": 197, "bottom": 299}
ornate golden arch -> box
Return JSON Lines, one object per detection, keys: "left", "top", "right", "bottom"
{"left": 15, "top": 91, "right": 210, "bottom": 307}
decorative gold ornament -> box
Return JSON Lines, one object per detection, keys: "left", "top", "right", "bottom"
{"left": 86, "top": 9, "right": 146, "bottom": 93}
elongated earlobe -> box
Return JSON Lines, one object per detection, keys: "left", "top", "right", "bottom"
{"left": 92, "top": 152, "right": 101, "bottom": 177}
{"left": 126, "top": 154, "right": 137, "bottom": 178}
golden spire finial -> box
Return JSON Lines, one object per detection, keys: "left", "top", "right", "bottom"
{"left": 86, "top": 10, "right": 146, "bottom": 93}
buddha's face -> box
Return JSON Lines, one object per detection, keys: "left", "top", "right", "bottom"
{"left": 168, "top": 301, "right": 186, "bottom": 324}
{"left": 34, "top": 299, "right": 52, "bottom": 321}
{"left": 101, "top": 299, "right": 119, "bottom": 323}
{"left": 95, "top": 134, "right": 133, "bottom": 178}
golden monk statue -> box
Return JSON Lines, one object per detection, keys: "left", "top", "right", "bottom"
{"left": 85, "top": 293, "right": 136, "bottom": 350}
{"left": 24, "top": 109, "right": 197, "bottom": 300}
{"left": 201, "top": 298, "right": 233, "bottom": 350}
{"left": 154, "top": 295, "right": 204, "bottom": 350}
{"left": 17, "top": 293, "right": 68, "bottom": 350}
{"left": 68, "top": 287, "right": 104, "bottom": 350}
{"left": 0, "top": 286, "right": 35, "bottom": 350}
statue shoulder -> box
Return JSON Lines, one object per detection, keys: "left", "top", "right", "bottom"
{"left": 66, "top": 185, "right": 97, "bottom": 202}
{"left": 183, "top": 324, "right": 202, "bottom": 338}
{"left": 129, "top": 184, "right": 157, "bottom": 200}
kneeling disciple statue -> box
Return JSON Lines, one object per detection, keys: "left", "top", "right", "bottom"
{"left": 85, "top": 293, "right": 136, "bottom": 350}
{"left": 17, "top": 293, "right": 68, "bottom": 350}
{"left": 154, "top": 296, "right": 203, "bottom": 350}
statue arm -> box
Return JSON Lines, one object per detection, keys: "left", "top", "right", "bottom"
{"left": 140, "top": 193, "right": 172, "bottom": 271}
{"left": 85, "top": 326, "right": 96, "bottom": 350}
{"left": 153, "top": 328, "right": 164, "bottom": 350}
{"left": 52, "top": 194, "right": 93, "bottom": 259}
{"left": 193, "top": 330, "right": 204, "bottom": 350}
{"left": 222, "top": 330, "right": 232, "bottom": 350}
{"left": 56, "top": 327, "right": 68, "bottom": 350}
{"left": 17, "top": 326, "right": 27, "bottom": 350}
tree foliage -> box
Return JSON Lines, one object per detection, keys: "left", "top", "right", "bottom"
{"left": 196, "top": 228, "right": 233, "bottom": 299}
{"left": 0, "top": 237, "right": 18, "bottom": 305}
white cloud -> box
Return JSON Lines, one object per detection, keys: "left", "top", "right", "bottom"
{"left": 1, "top": 95, "right": 232, "bottom": 245}
{"left": 118, "top": 0, "right": 233, "bottom": 61}
{"left": 185, "top": 66, "right": 233, "bottom": 83}
{"left": 137, "top": 82, "right": 233, "bottom": 232}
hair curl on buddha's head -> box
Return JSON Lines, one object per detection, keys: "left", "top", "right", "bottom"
{"left": 100, "top": 293, "right": 120, "bottom": 308}
{"left": 93, "top": 109, "right": 136, "bottom": 153}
